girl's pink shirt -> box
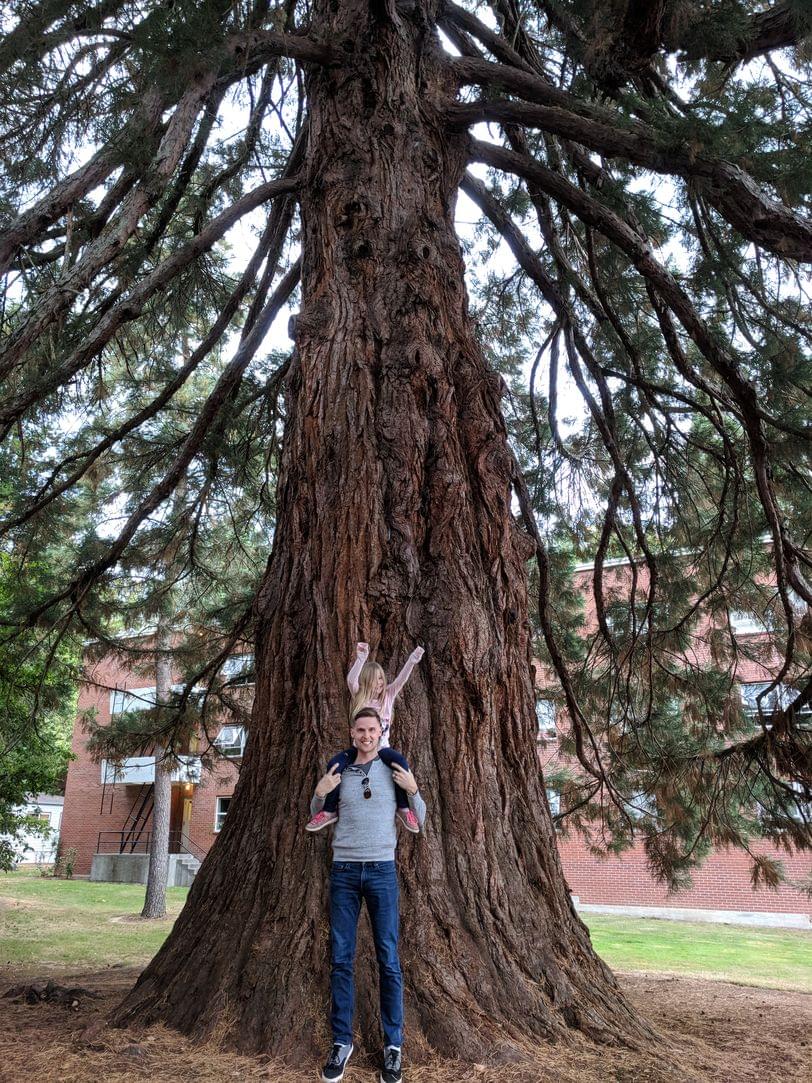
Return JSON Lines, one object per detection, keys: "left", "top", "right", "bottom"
{"left": 346, "top": 648, "right": 421, "bottom": 747}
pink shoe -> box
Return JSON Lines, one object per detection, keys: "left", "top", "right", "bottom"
{"left": 306, "top": 811, "right": 338, "bottom": 832}
{"left": 397, "top": 809, "right": 420, "bottom": 834}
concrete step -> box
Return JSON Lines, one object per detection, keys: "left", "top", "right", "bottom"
{"left": 176, "top": 855, "right": 201, "bottom": 870}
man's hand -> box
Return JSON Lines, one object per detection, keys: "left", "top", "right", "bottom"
{"left": 410, "top": 646, "right": 425, "bottom": 663}
{"left": 315, "top": 765, "right": 342, "bottom": 799}
{"left": 357, "top": 641, "right": 370, "bottom": 658}
{"left": 391, "top": 765, "right": 419, "bottom": 796}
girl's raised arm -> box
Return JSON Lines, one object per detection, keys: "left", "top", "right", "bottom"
{"left": 387, "top": 645, "right": 424, "bottom": 698}
{"left": 346, "top": 641, "right": 369, "bottom": 694}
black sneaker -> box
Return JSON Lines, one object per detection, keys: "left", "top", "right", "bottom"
{"left": 321, "top": 1042, "right": 353, "bottom": 1082}
{"left": 380, "top": 1045, "right": 403, "bottom": 1083}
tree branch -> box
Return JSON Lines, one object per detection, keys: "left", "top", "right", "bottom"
{"left": 0, "top": 168, "right": 300, "bottom": 431}
{"left": 0, "top": 0, "right": 126, "bottom": 74}
{"left": 0, "top": 87, "right": 165, "bottom": 276}
{"left": 450, "top": 90, "right": 812, "bottom": 262}
{"left": 0, "top": 70, "right": 222, "bottom": 374}
{"left": 471, "top": 137, "right": 812, "bottom": 613}
{"left": 1, "top": 193, "right": 295, "bottom": 533}
{"left": 15, "top": 259, "right": 300, "bottom": 630}
{"left": 0, "top": 28, "right": 331, "bottom": 277}
{"left": 682, "top": 3, "right": 812, "bottom": 65}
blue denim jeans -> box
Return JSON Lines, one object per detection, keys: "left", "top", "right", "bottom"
{"left": 329, "top": 860, "right": 403, "bottom": 1047}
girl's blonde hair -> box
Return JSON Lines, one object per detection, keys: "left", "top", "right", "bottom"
{"left": 349, "top": 660, "right": 387, "bottom": 724}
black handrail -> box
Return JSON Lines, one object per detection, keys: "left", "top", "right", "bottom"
{"left": 95, "top": 829, "right": 207, "bottom": 865}
{"left": 168, "top": 830, "right": 206, "bottom": 863}
{"left": 96, "top": 830, "right": 150, "bottom": 855}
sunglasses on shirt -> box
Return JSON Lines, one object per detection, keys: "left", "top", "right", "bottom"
{"left": 362, "top": 776, "right": 372, "bottom": 800}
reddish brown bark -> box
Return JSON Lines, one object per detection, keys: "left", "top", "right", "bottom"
{"left": 112, "top": 0, "right": 651, "bottom": 1059}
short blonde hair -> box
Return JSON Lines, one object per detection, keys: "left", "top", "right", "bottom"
{"left": 351, "top": 706, "right": 382, "bottom": 727}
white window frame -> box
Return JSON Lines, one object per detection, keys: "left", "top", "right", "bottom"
{"left": 215, "top": 796, "right": 231, "bottom": 832}
{"left": 109, "top": 684, "right": 205, "bottom": 717}
{"left": 730, "top": 610, "right": 767, "bottom": 636}
{"left": 213, "top": 724, "right": 247, "bottom": 759}
{"left": 221, "top": 653, "right": 255, "bottom": 686}
{"left": 535, "top": 698, "right": 556, "bottom": 740}
{"left": 740, "top": 681, "right": 801, "bottom": 719}
{"left": 788, "top": 782, "right": 812, "bottom": 823}
{"left": 546, "top": 787, "right": 561, "bottom": 817}
{"left": 787, "top": 589, "right": 807, "bottom": 616}
{"left": 109, "top": 686, "right": 157, "bottom": 716}
{"left": 623, "top": 791, "right": 656, "bottom": 821}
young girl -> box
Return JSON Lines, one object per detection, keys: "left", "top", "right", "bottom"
{"left": 306, "top": 642, "right": 424, "bottom": 833}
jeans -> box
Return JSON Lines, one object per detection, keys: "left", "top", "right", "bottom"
{"left": 329, "top": 860, "right": 403, "bottom": 1047}
{"left": 322, "top": 747, "right": 410, "bottom": 813}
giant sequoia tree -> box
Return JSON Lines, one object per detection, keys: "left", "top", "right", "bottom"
{"left": 2, "top": 0, "right": 811, "bottom": 1060}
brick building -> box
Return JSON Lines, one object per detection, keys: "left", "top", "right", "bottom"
{"left": 60, "top": 640, "right": 246, "bottom": 882}
{"left": 537, "top": 556, "right": 811, "bottom": 926}
{"left": 60, "top": 566, "right": 811, "bottom": 922}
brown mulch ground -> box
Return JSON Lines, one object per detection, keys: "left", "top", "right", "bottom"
{"left": 0, "top": 965, "right": 810, "bottom": 1083}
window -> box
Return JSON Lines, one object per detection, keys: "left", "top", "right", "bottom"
{"left": 215, "top": 797, "right": 231, "bottom": 832}
{"left": 110, "top": 684, "right": 206, "bottom": 718}
{"left": 788, "top": 589, "right": 807, "bottom": 616}
{"left": 623, "top": 791, "right": 656, "bottom": 821}
{"left": 788, "top": 783, "right": 812, "bottom": 823}
{"left": 110, "top": 687, "right": 156, "bottom": 716}
{"left": 535, "top": 699, "right": 556, "bottom": 740}
{"left": 546, "top": 787, "right": 561, "bottom": 817}
{"left": 214, "top": 725, "right": 247, "bottom": 758}
{"left": 741, "top": 682, "right": 796, "bottom": 717}
{"left": 221, "top": 653, "right": 255, "bottom": 686}
{"left": 730, "top": 610, "right": 767, "bottom": 636}
{"left": 741, "top": 682, "right": 781, "bottom": 715}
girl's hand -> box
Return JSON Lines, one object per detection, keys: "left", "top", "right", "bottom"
{"left": 411, "top": 646, "right": 425, "bottom": 662}
{"left": 315, "top": 765, "right": 341, "bottom": 799}
{"left": 357, "top": 642, "right": 370, "bottom": 658}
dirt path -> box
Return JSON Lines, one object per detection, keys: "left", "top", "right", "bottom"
{"left": 1, "top": 965, "right": 810, "bottom": 1082}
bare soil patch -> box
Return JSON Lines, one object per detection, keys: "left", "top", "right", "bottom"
{"left": 108, "top": 915, "right": 172, "bottom": 924}
{"left": 1, "top": 894, "right": 68, "bottom": 911}
{"left": 0, "top": 965, "right": 809, "bottom": 1082}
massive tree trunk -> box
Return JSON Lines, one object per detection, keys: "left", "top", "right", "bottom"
{"left": 113, "top": 0, "right": 650, "bottom": 1058}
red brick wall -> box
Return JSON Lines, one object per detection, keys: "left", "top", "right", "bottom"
{"left": 558, "top": 835, "right": 811, "bottom": 916}
{"left": 185, "top": 762, "right": 240, "bottom": 858}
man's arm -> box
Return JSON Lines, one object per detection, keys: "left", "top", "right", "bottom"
{"left": 311, "top": 764, "right": 341, "bottom": 816}
{"left": 310, "top": 792, "right": 325, "bottom": 817}
{"left": 390, "top": 764, "right": 427, "bottom": 829}
{"left": 407, "top": 789, "right": 426, "bottom": 828}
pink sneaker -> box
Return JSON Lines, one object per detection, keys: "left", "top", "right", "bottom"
{"left": 306, "top": 811, "right": 338, "bottom": 832}
{"left": 397, "top": 809, "right": 420, "bottom": 834}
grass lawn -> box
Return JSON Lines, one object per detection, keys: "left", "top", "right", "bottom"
{"left": 2, "top": 872, "right": 811, "bottom": 992}
{"left": 0, "top": 871, "right": 187, "bottom": 968}
{"left": 587, "top": 913, "right": 812, "bottom": 992}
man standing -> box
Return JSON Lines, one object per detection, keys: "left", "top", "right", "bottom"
{"left": 312, "top": 706, "right": 426, "bottom": 1083}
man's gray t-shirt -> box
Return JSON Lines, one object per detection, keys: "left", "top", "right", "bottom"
{"left": 311, "top": 757, "right": 427, "bottom": 862}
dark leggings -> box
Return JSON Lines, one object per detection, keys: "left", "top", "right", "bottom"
{"left": 322, "top": 747, "right": 410, "bottom": 813}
